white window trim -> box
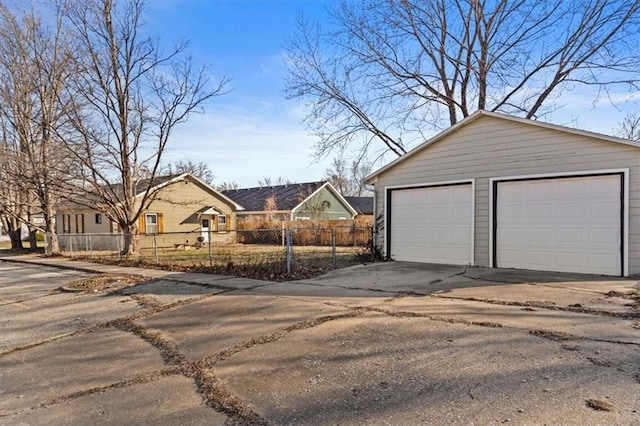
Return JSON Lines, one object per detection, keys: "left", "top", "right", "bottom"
{"left": 145, "top": 213, "right": 158, "bottom": 235}
{"left": 217, "top": 214, "right": 227, "bottom": 233}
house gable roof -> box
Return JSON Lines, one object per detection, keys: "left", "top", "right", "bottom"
{"left": 290, "top": 182, "right": 359, "bottom": 218}
{"left": 145, "top": 174, "right": 245, "bottom": 211}
{"left": 222, "top": 181, "right": 328, "bottom": 212}
{"left": 223, "top": 181, "right": 359, "bottom": 218}
{"left": 344, "top": 196, "right": 373, "bottom": 215}
{"left": 365, "top": 110, "right": 640, "bottom": 183}
{"left": 59, "top": 173, "right": 244, "bottom": 212}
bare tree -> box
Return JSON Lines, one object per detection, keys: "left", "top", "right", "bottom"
{"left": 168, "top": 160, "right": 215, "bottom": 184}
{"left": 615, "top": 112, "right": 640, "bottom": 141}
{"left": 214, "top": 181, "right": 240, "bottom": 191}
{"left": 325, "top": 156, "right": 372, "bottom": 196}
{"left": 63, "top": 0, "right": 228, "bottom": 254}
{"left": 286, "top": 0, "right": 640, "bottom": 159}
{"left": 0, "top": 1, "right": 74, "bottom": 253}
{"left": 258, "top": 176, "right": 293, "bottom": 187}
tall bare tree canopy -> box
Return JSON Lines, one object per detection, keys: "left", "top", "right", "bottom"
{"left": 0, "top": 2, "right": 74, "bottom": 252}
{"left": 64, "top": 0, "right": 228, "bottom": 254}
{"left": 324, "top": 157, "right": 372, "bottom": 197}
{"left": 168, "top": 160, "right": 215, "bottom": 185}
{"left": 616, "top": 112, "right": 640, "bottom": 141}
{"left": 285, "top": 0, "right": 640, "bottom": 159}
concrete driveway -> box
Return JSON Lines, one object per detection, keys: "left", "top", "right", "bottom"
{"left": 0, "top": 256, "right": 638, "bottom": 425}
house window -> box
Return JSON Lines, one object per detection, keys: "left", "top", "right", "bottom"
{"left": 95, "top": 213, "right": 102, "bottom": 224}
{"left": 75, "top": 214, "right": 85, "bottom": 233}
{"left": 145, "top": 213, "right": 158, "bottom": 234}
{"left": 217, "top": 214, "right": 227, "bottom": 233}
{"left": 62, "top": 214, "right": 71, "bottom": 233}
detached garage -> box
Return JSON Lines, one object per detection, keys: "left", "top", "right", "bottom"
{"left": 367, "top": 110, "right": 638, "bottom": 276}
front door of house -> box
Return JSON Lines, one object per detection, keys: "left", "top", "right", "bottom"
{"left": 201, "top": 218, "right": 210, "bottom": 242}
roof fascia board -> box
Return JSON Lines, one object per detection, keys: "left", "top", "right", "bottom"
{"left": 365, "top": 110, "right": 640, "bottom": 183}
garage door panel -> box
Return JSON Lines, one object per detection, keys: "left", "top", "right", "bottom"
{"left": 496, "top": 175, "right": 621, "bottom": 275}
{"left": 527, "top": 228, "right": 555, "bottom": 243}
{"left": 390, "top": 184, "right": 472, "bottom": 265}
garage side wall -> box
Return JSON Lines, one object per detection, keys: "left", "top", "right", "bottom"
{"left": 373, "top": 115, "right": 640, "bottom": 274}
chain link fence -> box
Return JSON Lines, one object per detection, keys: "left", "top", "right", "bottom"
{"left": 50, "top": 225, "right": 373, "bottom": 276}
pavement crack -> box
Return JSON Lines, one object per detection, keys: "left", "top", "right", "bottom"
{"left": 129, "top": 294, "right": 165, "bottom": 310}
{"left": 529, "top": 328, "right": 640, "bottom": 346}
{"left": 34, "top": 369, "right": 177, "bottom": 409}
{"left": 108, "top": 319, "right": 187, "bottom": 366}
{"left": 432, "top": 294, "right": 640, "bottom": 320}
{"left": 191, "top": 365, "right": 268, "bottom": 426}
{"left": 0, "top": 327, "right": 101, "bottom": 358}
{"left": 202, "top": 309, "right": 367, "bottom": 366}
{"left": 364, "top": 306, "right": 503, "bottom": 328}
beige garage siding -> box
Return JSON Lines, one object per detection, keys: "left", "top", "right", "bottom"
{"left": 372, "top": 114, "right": 640, "bottom": 274}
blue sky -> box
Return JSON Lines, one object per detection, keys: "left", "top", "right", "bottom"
{"left": 146, "top": 0, "right": 331, "bottom": 187}
{"left": 145, "top": 1, "right": 639, "bottom": 188}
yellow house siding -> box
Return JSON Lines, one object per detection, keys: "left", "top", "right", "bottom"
{"left": 135, "top": 177, "right": 237, "bottom": 246}
{"left": 138, "top": 178, "right": 235, "bottom": 233}
{"left": 373, "top": 115, "right": 640, "bottom": 273}
{"left": 56, "top": 176, "right": 238, "bottom": 247}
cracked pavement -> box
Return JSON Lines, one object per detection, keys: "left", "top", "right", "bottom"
{"left": 0, "top": 256, "right": 639, "bottom": 425}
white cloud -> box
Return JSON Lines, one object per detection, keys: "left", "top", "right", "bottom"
{"left": 164, "top": 106, "right": 330, "bottom": 187}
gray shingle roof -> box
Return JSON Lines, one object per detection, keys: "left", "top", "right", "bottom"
{"left": 222, "top": 181, "right": 326, "bottom": 212}
{"left": 344, "top": 196, "right": 373, "bottom": 215}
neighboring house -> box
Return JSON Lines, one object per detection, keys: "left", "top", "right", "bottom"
{"left": 344, "top": 196, "right": 373, "bottom": 219}
{"left": 0, "top": 222, "right": 9, "bottom": 242}
{"left": 0, "top": 215, "right": 45, "bottom": 243}
{"left": 366, "top": 110, "right": 640, "bottom": 277}
{"left": 223, "top": 181, "right": 358, "bottom": 223}
{"left": 56, "top": 173, "right": 243, "bottom": 248}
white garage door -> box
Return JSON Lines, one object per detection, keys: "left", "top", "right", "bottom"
{"left": 496, "top": 174, "right": 622, "bottom": 275}
{"left": 389, "top": 184, "right": 473, "bottom": 264}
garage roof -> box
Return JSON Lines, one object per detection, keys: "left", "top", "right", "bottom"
{"left": 365, "top": 110, "right": 640, "bottom": 183}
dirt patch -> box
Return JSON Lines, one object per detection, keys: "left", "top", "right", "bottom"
{"left": 68, "top": 254, "right": 370, "bottom": 282}
{"left": 585, "top": 398, "right": 614, "bottom": 412}
{"left": 61, "top": 274, "right": 149, "bottom": 294}
{"left": 529, "top": 329, "right": 576, "bottom": 341}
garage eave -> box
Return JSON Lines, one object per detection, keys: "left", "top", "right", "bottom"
{"left": 365, "top": 110, "right": 640, "bottom": 184}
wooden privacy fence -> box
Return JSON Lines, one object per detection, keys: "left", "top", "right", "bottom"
{"left": 236, "top": 219, "right": 373, "bottom": 246}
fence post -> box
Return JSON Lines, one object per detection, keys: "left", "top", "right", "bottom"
{"left": 88, "top": 234, "right": 93, "bottom": 259}
{"left": 331, "top": 228, "right": 337, "bottom": 268}
{"left": 281, "top": 221, "right": 285, "bottom": 246}
{"left": 208, "top": 229, "right": 213, "bottom": 268}
{"left": 116, "top": 234, "right": 121, "bottom": 259}
{"left": 69, "top": 234, "right": 73, "bottom": 254}
{"left": 286, "top": 229, "right": 292, "bottom": 274}
{"left": 153, "top": 234, "right": 158, "bottom": 263}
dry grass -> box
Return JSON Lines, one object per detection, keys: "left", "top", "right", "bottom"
{"left": 67, "top": 243, "right": 375, "bottom": 281}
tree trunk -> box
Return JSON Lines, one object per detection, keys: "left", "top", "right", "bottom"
{"left": 28, "top": 228, "right": 38, "bottom": 251}
{"left": 8, "top": 229, "right": 23, "bottom": 250}
{"left": 44, "top": 212, "right": 60, "bottom": 255}
{"left": 120, "top": 223, "right": 139, "bottom": 255}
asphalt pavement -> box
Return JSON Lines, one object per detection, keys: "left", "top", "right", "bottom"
{"left": 0, "top": 254, "right": 638, "bottom": 425}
